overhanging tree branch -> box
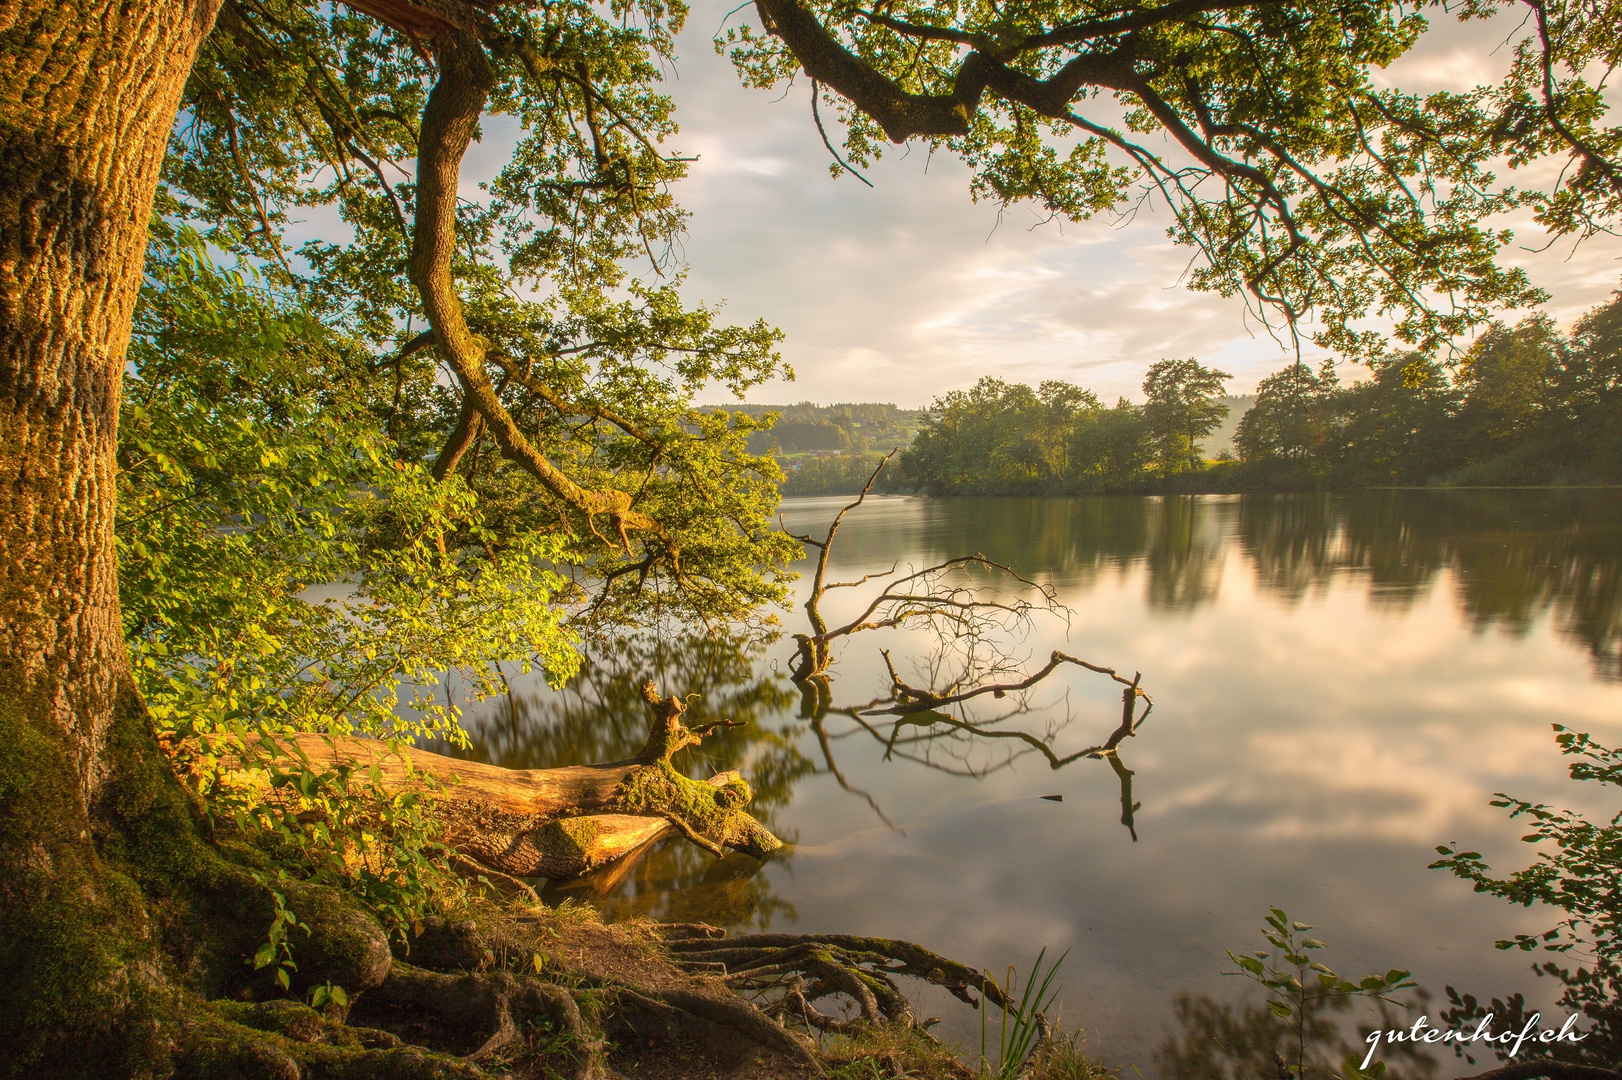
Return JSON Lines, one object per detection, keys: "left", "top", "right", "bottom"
{"left": 409, "top": 28, "right": 663, "bottom": 547}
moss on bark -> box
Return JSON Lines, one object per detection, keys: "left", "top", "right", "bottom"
{"left": 0, "top": 684, "right": 433, "bottom": 1076}
{"left": 0, "top": 682, "right": 179, "bottom": 1078}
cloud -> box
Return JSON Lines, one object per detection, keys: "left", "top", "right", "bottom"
{"left": 450, "top": 1, "right": 1622, "bottom": 405}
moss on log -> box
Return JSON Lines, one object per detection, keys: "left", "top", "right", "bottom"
{"left": 288, "top": 681, "right": 783, "bottom": 880}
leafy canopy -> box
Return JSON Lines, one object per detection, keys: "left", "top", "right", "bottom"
{"left": 162, "top": 0, "right": 801, "bottom": 634}
{"left": 720, "top": 0, "right": 1620, "bottom": 358}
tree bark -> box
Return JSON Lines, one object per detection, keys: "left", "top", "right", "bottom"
{"left": 286, "top": 682, "right": 784, "bottom": 880}
{"left": 0, "top": 0, "right": 221, "bottom": 802}
{"left": 0, "top": 2, "right": 223, "bottom": 1072}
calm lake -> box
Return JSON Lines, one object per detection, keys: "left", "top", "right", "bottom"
{"left": 455, "top": 490, "right": 1622, "bottom": 1076}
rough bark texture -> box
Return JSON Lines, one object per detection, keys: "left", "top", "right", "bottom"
{"left": 0, "top": 2, "right": 222, "bottom": 1073}
{"left": 0, "top": 0, "right": 221, "bottom": 802}
{"left": 288, "top": 682, "right": 783, "bottom": 879}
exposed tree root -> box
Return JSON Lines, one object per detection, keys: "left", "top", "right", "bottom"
{"left": 169, "top": 910, "right": 1048, "bottom": 1080}
{"left": 320, "top": 909, "right": 832, "bottom": 1079}
{"left": 658, "top": 927, "right": 1052, "bottom": 1069}
{"left": 10, "top": 667, "right": 1039, "bottom": 1080}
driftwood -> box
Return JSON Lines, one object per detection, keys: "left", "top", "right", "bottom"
{"left": 288, "top": 681, "right": 782, "bottom": 881}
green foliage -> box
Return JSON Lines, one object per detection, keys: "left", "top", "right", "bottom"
{"left": 308, "top": 981, "right": 350, "bottom": 1012}
{"left": 896, "top": 287, "right": 1622, "bottom": 496}
{"left": 1237, "top": 290, "right": 1622, "bottom": 487}
{"left": 116, "top": 228, "right": 586, "bottom": 961}
{"left": 733, "top": 402, "right": 925, "bottom": 459}
{"left": 1234, "top": 362, "right": 1338, "bottom": 467}
{"left": 1028, "top": 1026, "right": 1116, "bottom": 1080}
{"left": 1225, "top": 908, "right": 1415, "bottom": 1079}
{"left": 1143, "top": 359, "right": 1234, "bottom": 474}
{"left": 781, "top": 451, "right": 909, "bottom": 496}
{"left": 122, "top": 229, "right": 580, "bottom": 748}
{"left": 1430, "top": 726, "right": 1622, "bottom": 1067}
{"left": 157, "top": 0, "right": 799, "bottom": 634}
{"left": 899, "top": 368, "right": 1227, "bottom": 494}
{"left": 902, "top": 378, "right": 1102, "bottom": 494}
{"left": 715, "top": 0, "right": 1607, "bottom": 357}
{"left": 981, "top": 948, "right": 1068, "bottom": 1080}
{"left": 251, "top": 872, "right": 309, "bottom": 990}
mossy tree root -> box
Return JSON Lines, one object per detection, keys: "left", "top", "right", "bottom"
{"left": 337, "top": 919, "right": 829, "bottom": 1079}
{"left": 181, "top": 916, "right": 840, "bottom": 1080}
{"left": 347, "top": 964, "right": 598, "bottom": 1078}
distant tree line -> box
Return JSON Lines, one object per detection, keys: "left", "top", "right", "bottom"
{"left": 781, "top": 452, "right": 911, "bottom": 496}
{"left": 899, "top": 358, "right": 1235, "bottom": 495}
{"left": 894, "top": 289, "right": 1622, "bottom": 495}
{"left": 1236, "top": 293, "right": 1622, "bottom": 487}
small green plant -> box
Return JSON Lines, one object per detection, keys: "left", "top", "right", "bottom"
{"left": 249, "top": 870, "right": 307, "bottom": 991}
{"left": 829, "top": 1058, "right": 895, "bottom": 1080}
{"left": 1431, "top": 725, "right": 1622, "bottom": 1067}
{"left": 1029, "top": 1023, "right": 1116, "bottom": 1079}
{"left": 982, "top": 948, "right": 1068, "bottom": 1080}
{"left": 1225, "top": 908, "right": 1415, "bottom": 1079}
{"left": 308, "top": 982, "right": 349, "bottom": 1011}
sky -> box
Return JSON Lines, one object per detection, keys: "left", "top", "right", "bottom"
{"left": 464, "top": 2, "right": 1622, "bottom": 406}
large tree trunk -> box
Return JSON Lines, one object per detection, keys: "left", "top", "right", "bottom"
{"left": 0, "top": 0, "right": 220, "bottom": 805}
{"left": 0, "top": 1, "right": 223, "bottom": 1072}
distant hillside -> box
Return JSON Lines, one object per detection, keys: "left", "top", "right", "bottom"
{"left": 1200, "top": 395, "right": 1256, "bottom": 458}
{"left": 717, "top": 402, "right": 927, "bottom": 456}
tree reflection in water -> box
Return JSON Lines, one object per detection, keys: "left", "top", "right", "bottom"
{"left": 438, "top": 489, "right": 1621, "bottom": 1072}
{"left": 1156, "top": 990, "right": 1438, "bottom": 1080}
{"left": 448, "top": 625, "right": 1152, "bottom": 923}
{"left": 900, "top": 491, "right": 1621, "bottom": 679}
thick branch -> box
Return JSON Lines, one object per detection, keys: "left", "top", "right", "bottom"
{"left": 408, "top": 29, "right": 661, "bottom": 544}
{"left": 431, "top": 377, "right": 484, "bottom": 481}
{"left": 485, "top": 352, "right": 661, "bottom": 447}
{"left": 753, "top": 0, "right": 983, "bottom": 140}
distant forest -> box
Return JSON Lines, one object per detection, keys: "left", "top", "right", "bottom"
{"left": 725, "top": 402, "right": 926, "bottom": 459}
{"left": 772, "top": 287, "right": 1622, "bottom": 496}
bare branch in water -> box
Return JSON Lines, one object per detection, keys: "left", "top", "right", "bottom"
{"left": 778, "top": 458, "right": 1156, "bottom": 837}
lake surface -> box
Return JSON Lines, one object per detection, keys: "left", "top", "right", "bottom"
{"left": 455, "top": 490, "right": 1622, "bottom": 1077}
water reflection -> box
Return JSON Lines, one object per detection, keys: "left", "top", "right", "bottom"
{"left": 449, "top": 622, "right": 1152, "bottom": 921}
{"left": 891, "top": 491, "right": 1622, "bottom": 677}
{"left": 1239, "top": 492, "right": 1622, "bottom": 679}
{"left": 451, "top": 489, "right": 1622, "bottom": 1077}
{"left": 1156, "top": 991, "right": 1438, "bottom": 1080}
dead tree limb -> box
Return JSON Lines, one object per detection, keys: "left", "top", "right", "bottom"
{"left": 282, "top": 681, "right": 781, "bottom": 880}
{"left": 782, "top": 449, "right": 899, "bottom": 681}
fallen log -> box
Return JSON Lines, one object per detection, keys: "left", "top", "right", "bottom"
{"left": 286, "top": 681, "right": 783, "bottom": 880}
